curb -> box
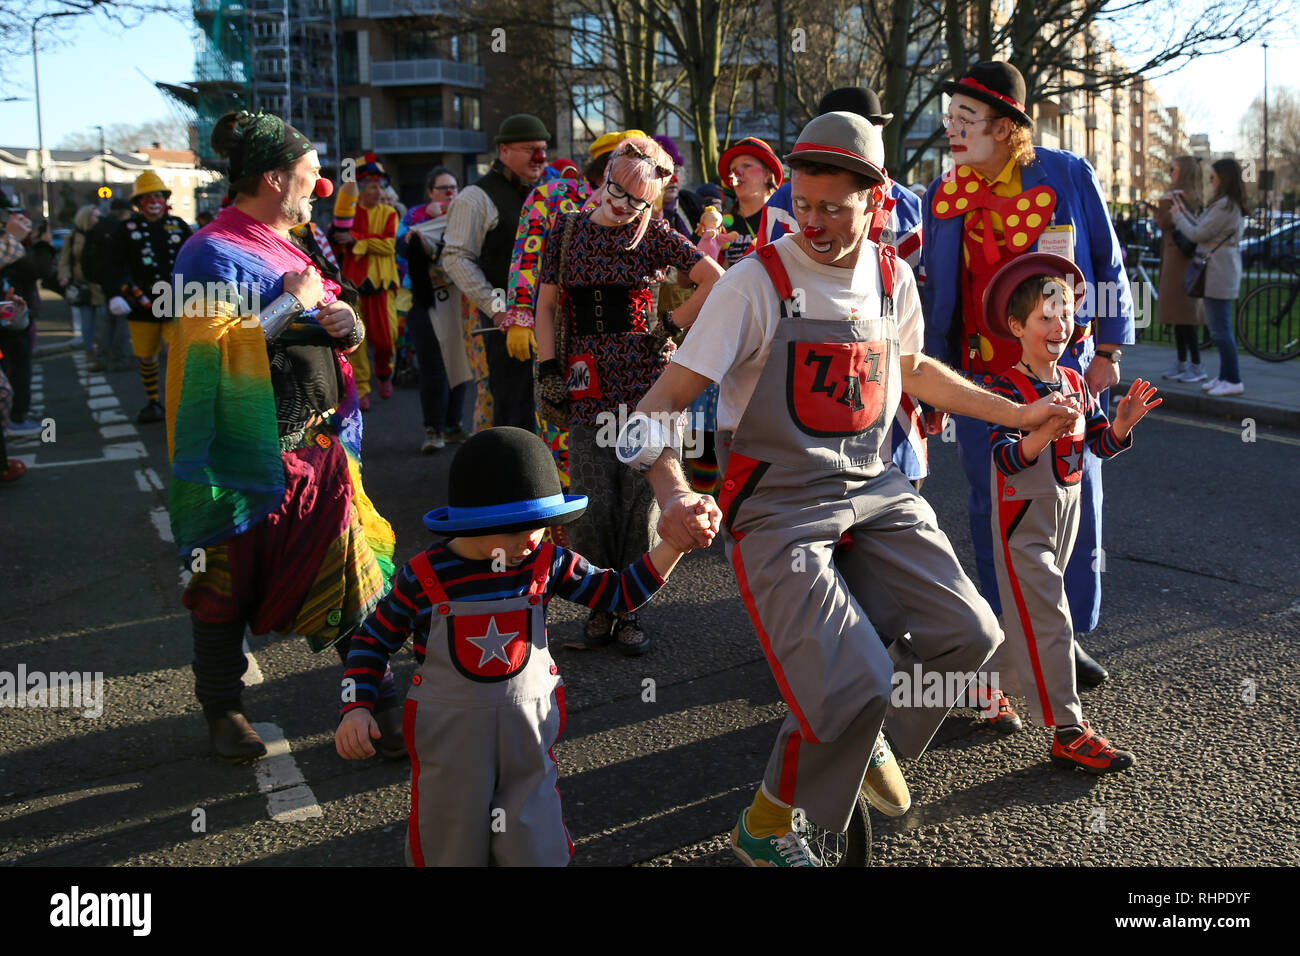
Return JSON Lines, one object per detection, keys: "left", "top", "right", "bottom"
{"left": 1144, "top": 389, "right": 1300, "bottom": 430}
{"left": 33, "top": 339, "right": 84, "bottom": 359}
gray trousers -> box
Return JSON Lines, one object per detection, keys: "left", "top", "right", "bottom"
{"left": 722, "top": 459, "right": 1001, "bottom": 830}
{"left": 988, "top": 493, "right": 1084, "bottom": 728}
{"left": 567, "top": 422, "right": 660, "bottom": 573}
{"left": 404, "top": 687, "right": 572, "bottom": 867}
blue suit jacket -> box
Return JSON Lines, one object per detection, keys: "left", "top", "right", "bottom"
{"left": 919, "top": 147, "right": 1134, "bottom": 373}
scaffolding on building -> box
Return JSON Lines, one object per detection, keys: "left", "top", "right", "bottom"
{"left": 159, "top": 0, "right": 340, "bottom": 176}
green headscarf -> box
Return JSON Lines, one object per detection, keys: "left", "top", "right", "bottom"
{"left": 225, "top": 110, "right": 315, "bottom": 181}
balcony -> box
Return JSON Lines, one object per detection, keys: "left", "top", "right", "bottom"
{"left": 372, "top": 127, "right": 487, "bottom": 153}
{"left": 367, "top": 0, "right": 452, "bottom": 16}
{"left": 370, "top": 58, "right": 484, "bottom": 87}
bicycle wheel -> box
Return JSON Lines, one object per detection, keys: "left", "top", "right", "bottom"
{"left": 1236, "top": 281, "right": 1300, "bottom": 361}
{"left": 798, "top": 791, "right": 872, "bottom": 867}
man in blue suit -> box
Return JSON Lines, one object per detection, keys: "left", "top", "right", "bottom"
{"left": 920, "top": 62, "right": 1133, "bottom": 698}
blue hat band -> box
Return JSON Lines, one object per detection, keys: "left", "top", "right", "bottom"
{"left": 446, "top": 494, "right": 567, "bottom": 524}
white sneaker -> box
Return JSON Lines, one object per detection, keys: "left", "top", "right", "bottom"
{"left": 1161, "top": 360, "right": 1188, "bottom": 379}
{"left": 1200, "top": 377, "right": 1221, "bottom": 392}
{"left": 420, "top": 427, "right": 445, "bottom": 454}
{"left": 1207, "top": 380, "right": 1244, "bottom": 396}
{"left": 1176, "top": 363, "right": 1207, "bottom": 383}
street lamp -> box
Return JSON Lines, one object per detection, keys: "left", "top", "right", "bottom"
{"left": 32, "top": 10, "right": 78, "bottom": 219}
{"left": 1262, "top": 42, "right": 1270, "bottom": 221}
{"left": 93, "top": 123, "right": 106, "bottom": 201}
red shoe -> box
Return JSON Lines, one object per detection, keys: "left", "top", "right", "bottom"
{"left": 378, "top": 378, "right": 393, "bottom": 400}
{"left": 1, "top": 460, "right": 26, "bottom": 482}
{"left": 1051, "top": 721, "right": 1135, "bottom": 774}
{"left": 359, "top": 394, "right": 371, "bottom": 411}
{"left": 970, "top": 686, "right": 1023, "bottom": 735}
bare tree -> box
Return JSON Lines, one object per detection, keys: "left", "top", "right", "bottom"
{"left": 1, "top": 1, "right": 187, "bottom": 61}
{"left": 1240, "top": 87, "right": 1300, "bottom": 209}
{"left": 57, "top": 116, "right": 190, "bottom": 153}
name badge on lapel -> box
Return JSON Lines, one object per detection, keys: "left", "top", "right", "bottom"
{"left": 1036, "top": 224, "right": 1074, "bottom": 260}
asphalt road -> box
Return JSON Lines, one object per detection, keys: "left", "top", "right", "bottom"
{"left": 2, "top": 349, "right": 1298, "bottom": 868}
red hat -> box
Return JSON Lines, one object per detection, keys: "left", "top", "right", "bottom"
{"left": 984, "top": 253, "right": 1088, "bottom": 344}
{"left": 547, "top": 158, "right": 579, "bottom": 179}
{"left": 718, "top": 136, "right": 784, "bottom": 189}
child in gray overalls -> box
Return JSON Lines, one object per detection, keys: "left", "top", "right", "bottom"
{"left": 982, "top": 254, "right": 1161, "bottom": 773}
{"left": 335, "top": 427, "right": 702, "bottom": 865}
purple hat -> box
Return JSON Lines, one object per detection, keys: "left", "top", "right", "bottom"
{"left": 653, "top": 135, "right": 684, "bottom": 168}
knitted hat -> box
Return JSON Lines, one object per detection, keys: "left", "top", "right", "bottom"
{"left": 131, "top": 170, "right": 170, "bottom": 201}
{"left": 356, "top": 152, "right": 388, "bottom": 182}
{"left": 424, "top": 427, "right": 587, "bottom": 536}
{"left": 696, "top": 183, "right": 724, "bottom": 205}
{"left": 942, "top": 61, "right": 1033, "bottom": 128}
{"left": 495, "top": 114, "right": 552, "bottom": 145}
{"left": 983, "top": 253, "right": 1088, "bottom": 344}
{"left": 589, "top": 129, "right": 646, "bottom": 159}
{"left": 817, "top": 87, "right": 893, "bottom": 126}
{"left": 784, "top": 112, "right": 886, "bottom": 185}
{"left": 653, "top": 135, "right": 684, "bottom": 167}
{"left": 718, "top": 136, "right": 784, "bottom": 189}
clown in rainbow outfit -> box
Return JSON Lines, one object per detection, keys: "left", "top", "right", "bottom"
{"left": 760, "top": 87, "right": 929, "bottom": 489}
{"left": 920, "top": 62, "right": 1133, "bottom": 698}
{"left": 167, "top": 110, "right": 396, "bottom": 763}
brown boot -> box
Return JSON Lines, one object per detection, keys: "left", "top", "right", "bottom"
{"left": 206, "top": 709, "right": 267, "bottom": 763}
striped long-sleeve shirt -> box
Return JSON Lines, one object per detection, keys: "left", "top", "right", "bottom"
{"left": 341, "top": 541, "right": 666, "bottom": 712}
{"left": 989, "top": 374, "right": 1131, "bottom": 476}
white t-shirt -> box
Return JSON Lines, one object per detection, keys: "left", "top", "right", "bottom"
{"left": 672, "top": 234, "right": 924, "bottom": 433}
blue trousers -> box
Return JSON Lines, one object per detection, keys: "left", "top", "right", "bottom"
{"left": 1203, "top": 297, "right": 1240, "bottom": 384}
{"left": 954, "top": 412, "right": 1103, "bottom": 634}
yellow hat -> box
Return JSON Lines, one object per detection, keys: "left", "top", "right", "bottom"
{"left": 589, "top": 129, "right": 647, "bottom": 159}
{"left": 131, "top": 170, "right": 170, "bottom": 201}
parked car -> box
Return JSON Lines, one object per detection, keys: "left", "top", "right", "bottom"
{"left": 1241, "top": 220, "right": 1300, "bottom": 270}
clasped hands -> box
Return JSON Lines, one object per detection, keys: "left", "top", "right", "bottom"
{"left": 657, "top": 492, "right": 724, "bottom": 553}
{"left": 282, "top": 268, "right": 357, "bottom": 338}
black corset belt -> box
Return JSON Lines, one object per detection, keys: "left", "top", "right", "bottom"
{"left": 567, "top": 284, "right": 634, "bottom": 335}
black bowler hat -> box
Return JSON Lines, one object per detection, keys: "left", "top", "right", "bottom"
{"left": 424, "top": 427, "right": 586, "bottom": 536}
{"left": 943, "top": 61, "right": 1033, "bottom": 128}
{"left": 817, "top": 87, "right": 893, "bottom": 127}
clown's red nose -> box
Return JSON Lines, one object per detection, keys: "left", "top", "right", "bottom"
{"left": 803, "top": 225, "right": 825, "bottom": 238}
{"left": 314, "top": 178, "right": 334, "bottom": 199}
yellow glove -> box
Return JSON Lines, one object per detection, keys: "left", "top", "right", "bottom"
{"left": 506, "top": 325, "right": 537, "bottom": 362}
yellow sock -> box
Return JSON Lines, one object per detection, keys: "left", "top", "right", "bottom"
{"left": 745, "top": 786, "right": 793, "bottom": 838}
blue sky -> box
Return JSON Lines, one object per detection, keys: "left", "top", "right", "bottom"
{"left": 0, "top": 9, "right": 1293, "bottom": 157}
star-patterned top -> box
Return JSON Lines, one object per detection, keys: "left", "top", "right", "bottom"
{"left": 988, "top": 371, "right": 1130, "bottom": 478}
{"left": 340, "top": 540, "right": 666, "bottom": 713}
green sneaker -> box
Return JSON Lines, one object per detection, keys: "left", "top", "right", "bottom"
{"left": 730, "top": 810, "right": 821, "bottom": 867}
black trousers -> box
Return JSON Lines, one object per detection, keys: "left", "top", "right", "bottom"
{"left": 0, "top": 324, "right": 33, "bottom": 422}
{"left": 484, "top": 326, "right": 535, "bottom": 430}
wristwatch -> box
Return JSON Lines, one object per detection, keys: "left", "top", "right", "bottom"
{"left": 1094, "top": 348, "right": 1123, "bottom": 364}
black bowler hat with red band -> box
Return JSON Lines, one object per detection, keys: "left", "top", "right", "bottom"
{"left": 943, "top": 61, "right": 1033, "bottom": 128}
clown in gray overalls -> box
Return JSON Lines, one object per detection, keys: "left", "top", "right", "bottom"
{"left": 336, "top": 427, "right": 696, "bottom": 865}
{"left": 980, "top": 254, "right": 1159, "bottom": 773}
{"left": 625, "top": 112, "right": 1082, "bottom": 866}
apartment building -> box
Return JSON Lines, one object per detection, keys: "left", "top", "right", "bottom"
{"left": 170, "top": 0, "right": 558, "bottom": 207}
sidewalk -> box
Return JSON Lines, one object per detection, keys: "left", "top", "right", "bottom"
{"left": 1123, "top": 341, "right": 1300, "bottom": 430}
{"left": 31, "top": 289, "right": 1300, "bottom": 430}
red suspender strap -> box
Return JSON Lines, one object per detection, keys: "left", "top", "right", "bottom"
{"left": 756, "top": 244, "right": 794, "bottom": 301}
{"left": 867, "top": 196, "right": 897, "bottom": 244}
{"left": 528, "top": 543, "right": 554, "bottom": 596}
{"left": 409, "top": 551, "right": 451, "bottom": 606}
{"left": 1001, "top": 366, "right": 1043, "bottom": 406}
{"left": 878, "top": 243, "right": 897, "bottom": 301}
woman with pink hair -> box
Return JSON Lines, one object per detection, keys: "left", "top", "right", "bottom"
{"left": 533, "top": 137, "right": 724, "bottom": 655}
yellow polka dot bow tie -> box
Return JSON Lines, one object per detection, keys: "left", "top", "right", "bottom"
{"left": 931, "top": 165, "right": 1057, "bottom": 265}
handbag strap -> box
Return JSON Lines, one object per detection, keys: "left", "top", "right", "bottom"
{"left": 553, "top": 212, "right": 578, "bottom": 372}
